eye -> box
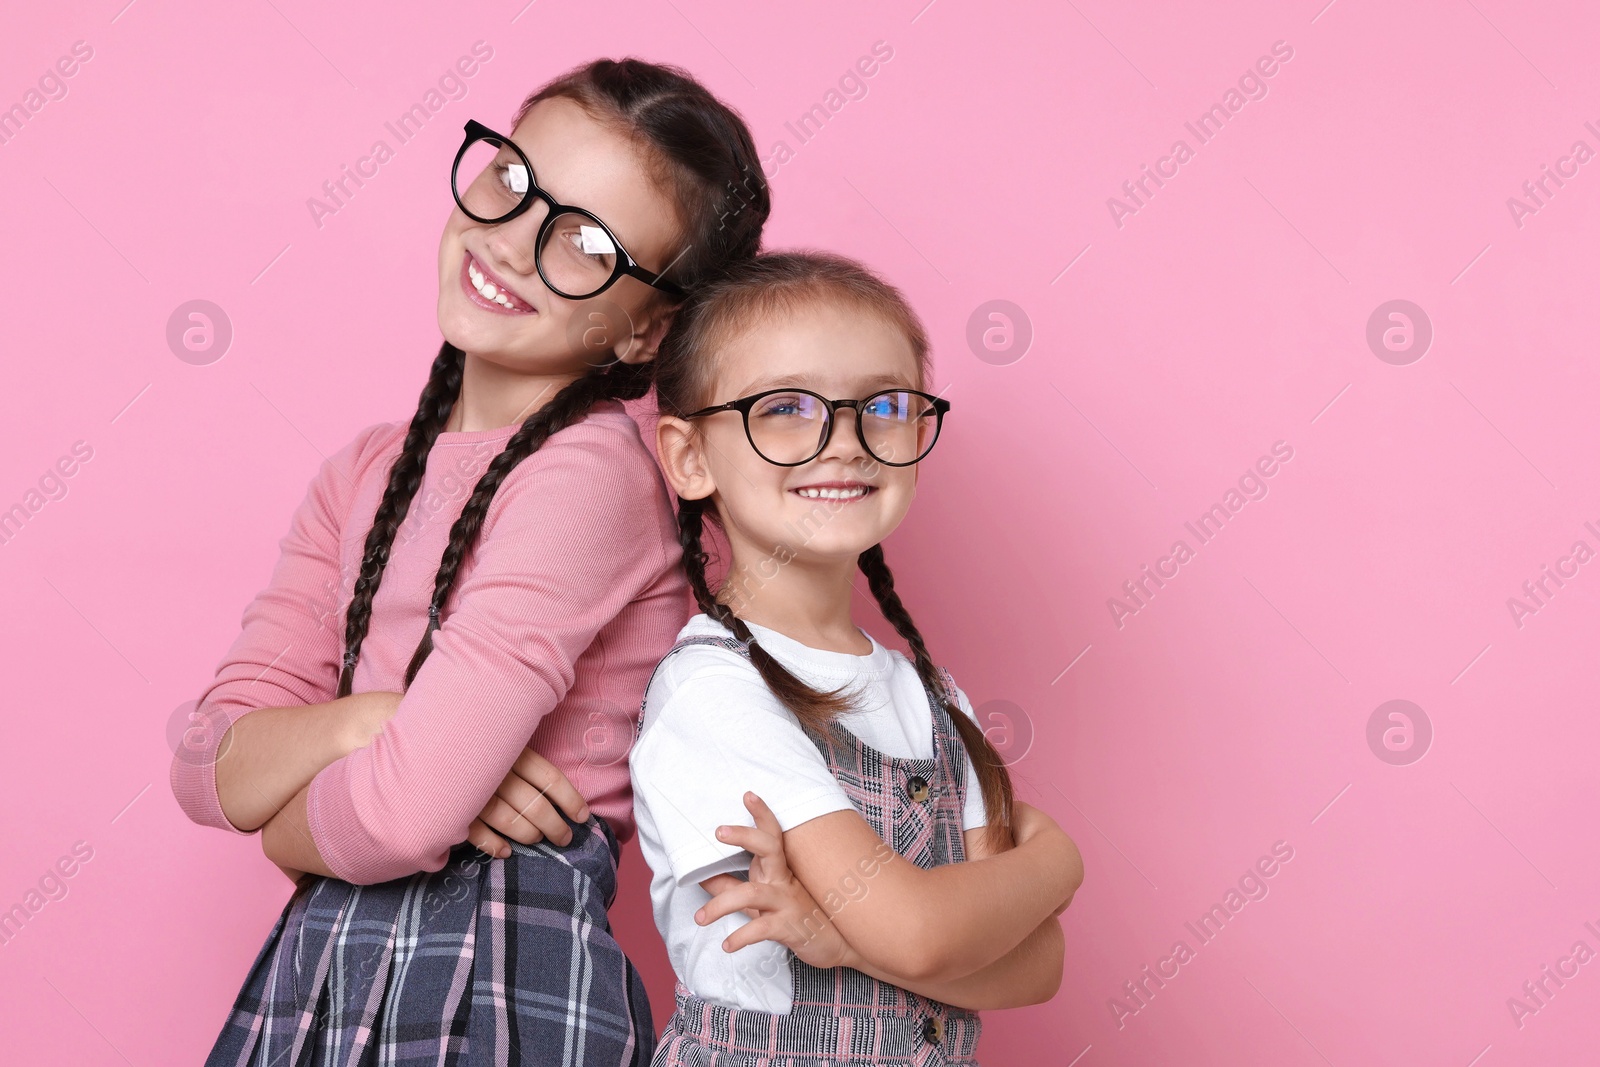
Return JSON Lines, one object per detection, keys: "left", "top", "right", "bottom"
{"left": 499, "top": 162, "right": 529, "bottom": 195}
{"left": 754, "top": 393, "right": 817, "bottom": 419}
{"left": 864, "top": 393, "right": 905, "bottom": 419}
{"left": 554, "top": 220, "right": 615, "bottom": 261}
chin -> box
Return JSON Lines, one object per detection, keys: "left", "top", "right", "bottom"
{"left": 439, "top": 298, "right": 522, "bottom": 356}
{"left": 784, "top": 530, "right": 889, "bottom": 563}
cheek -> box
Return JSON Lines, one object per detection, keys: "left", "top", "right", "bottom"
{"left": 706, "top": 431, "right": 779, "bottom": 494}
{"left": 875, "top": 474, "right": 918, "bottom": 518}
{"left": 440, "top": 209, "right": 467, "bottom": 252}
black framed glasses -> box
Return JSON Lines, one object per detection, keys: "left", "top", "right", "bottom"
{"left": 684, "top": 387, "right": 951, "bottom": 467}
{"left": 450, "top": 119, "right": 686, "bottom": 300}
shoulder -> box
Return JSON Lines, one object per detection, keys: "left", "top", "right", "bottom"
{"left": 495, "top": 402, "right": 667, "bottom": 506}
{"left": 302, "top": 421, "right": 406, "bottom": 509}
{"left": 542, "top": 401, "right": 662, "bottom": 482}
{"left": 638, "top": 618, "right": 781, "bottom": 732}
{"left": 481, "top": 402, "right": 678, "bottom": 554}
{"left": 884, "top": 648, "right": 978, "bottom": 722}
{"left": 327, "top": 420, "right": 405, "bottom": 475}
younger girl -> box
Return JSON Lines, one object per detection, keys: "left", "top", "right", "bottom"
{"left": 171, "top": 59, "right": 770, "bottom": 1065}
{"left": 631, "top": 252, "right": 1084, "bottom": 1065}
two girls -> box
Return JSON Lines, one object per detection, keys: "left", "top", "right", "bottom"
{"left": 173, "top": 58, "right": 769, "bottom": 1065}
{"left": 631, "top": 252, "right": 1084, "bottom": 1065}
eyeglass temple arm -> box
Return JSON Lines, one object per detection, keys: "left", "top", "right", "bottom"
{"left": 622, "top": 261, "right": 684, "bottom": 295}
{"left": 683, "top": 398, "right": 746, "bottom": 418}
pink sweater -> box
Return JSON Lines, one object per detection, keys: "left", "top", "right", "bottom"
{"left": 170, "top": 400, "right": 691, "bottom": 884}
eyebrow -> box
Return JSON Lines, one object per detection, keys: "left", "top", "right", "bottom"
{"left": 740, "top": 370, "right": 919, "bottom": 392}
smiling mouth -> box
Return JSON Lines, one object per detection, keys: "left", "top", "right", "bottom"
{"left": 462, "top": 251, "right": 535, "bottom": 313}
{"left": 791, "top": 484, "right": 876, "bottom": 501}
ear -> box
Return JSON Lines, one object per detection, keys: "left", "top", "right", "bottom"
{"left": 614, "top": 299, "right": 678, "bottom": 365}
{"left": 656, "top": 413, "right": 716, "bottom": 501}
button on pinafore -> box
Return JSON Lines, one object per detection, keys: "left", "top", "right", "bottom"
{"left": 647, "top": 633, "right": 984, "bottom": 1067}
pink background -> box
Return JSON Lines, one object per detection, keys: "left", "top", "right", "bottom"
{"left": 3, "top": 0, "right": 1598, "bottom": 1063}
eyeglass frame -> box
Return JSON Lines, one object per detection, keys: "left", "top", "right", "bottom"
{"left": 682, "top": 386, "right": 952, "bottom": 467}
{"left": 450, "top": 119, "right": 686, "bottom": 300}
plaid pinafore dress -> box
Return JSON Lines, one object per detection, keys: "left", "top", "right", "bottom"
{"left": 204, "top": 808, "right": 655, "bottom": 1067}
{"left": 647, "top": 633, "right": 983, "bottom": 1067}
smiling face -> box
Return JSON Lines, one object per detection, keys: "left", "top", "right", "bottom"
{"left": 436, "top": 95, "right": 685, "bottom": 373}
{"left": 660, "top": 297, "right": 927, "bottom": 570}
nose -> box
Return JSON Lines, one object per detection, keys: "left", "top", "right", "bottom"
{"left": 482, "top": 196, "right": 550, "bottom": 276}
{"left": 816, "top": 403, "right": 870, "bottom": 465}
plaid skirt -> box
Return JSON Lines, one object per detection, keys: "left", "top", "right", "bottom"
{"left": 205, "top": 812, "right": 654, "bottom": 1067}
{"left": 651, "top": 975, "right": 982, "bottom": 1067}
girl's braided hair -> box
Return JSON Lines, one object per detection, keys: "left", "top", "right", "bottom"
{"left": 336, "top": 57, "right": 770, "bottom": 697}
{"left": 653, "top": 250, "right": 1016, "bottom": 853}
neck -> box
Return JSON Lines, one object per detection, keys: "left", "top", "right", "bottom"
{"left": 719, "top": 533, "right": 869, "bottom": 655}
{"left": 445, "top": 352, "right": 584, "bottom": 432}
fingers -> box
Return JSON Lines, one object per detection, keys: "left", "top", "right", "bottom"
{"left": 698, "top": 873, "right": 745, "bottom": 896}
{"left": 699, "top": 873, "right": 760, "bottom": 918}
{"left": 476, "top": 793, "right": 549, "bottom": 846}
{"left": 716, "top": 794, "right": 789, "bottom": 876}
{"left": 719, "top": 913, "right": 797, "bottom": 954}
{"left": 488, "top": 769, "right": 576, "bottom": 846}
{"left": 714, "top": 823, "right": 785, "bottom": 872}
{"left": 466, "top": 818, "right": 513, "bottom": 860}
{"left": 695, "top": 880, "right": 782, "bottom": 926}
{"left": 743, "top": 791, "right": 785, "bottom": 841}
{"left": 508, "top": 747, "right": 592, "bottom": 824}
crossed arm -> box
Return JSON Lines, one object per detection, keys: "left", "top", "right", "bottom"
{"left": 219, "top": 705, "right": 1079, "bottom": 1011}
{"left": 179, "top": 418, "right": 683, "bottom": 886}
{"left": 695, "top": 792, "right": 1083, "bottom": 1012}
{"left": 211, "top": 693, "right": 591, "bottom": 883}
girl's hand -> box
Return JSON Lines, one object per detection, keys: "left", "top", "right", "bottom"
{"left": 470, "top": 745, "right": 592, "bottom": 858}
{"left": 694, "top": 792, "right": 853, "bottom": 971}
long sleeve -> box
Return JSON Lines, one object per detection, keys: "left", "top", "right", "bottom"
{"left": 169, "top": 422, "right": 392, "bottom": 833}
{"left": 304, "top": 418, "right": 676, "bottom": 885}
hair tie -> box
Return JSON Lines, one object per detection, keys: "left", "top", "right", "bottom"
{"left": 341, "top": 650, "right": 357, "bottom": 669}
{"left": 428, "top": 604, "right": 440, "bottom": 625}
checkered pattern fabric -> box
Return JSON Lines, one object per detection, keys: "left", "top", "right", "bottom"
{"left": 648, "top": 634, "right": 983, "bottom": 1066}
{"left": 204, "top": 811, "right": 655, "bottom": 1067}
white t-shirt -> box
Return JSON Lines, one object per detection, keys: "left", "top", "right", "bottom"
{"left": 628, "top": 613, "right": 988, "bottom": 1014}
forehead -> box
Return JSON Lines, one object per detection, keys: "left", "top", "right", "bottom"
{"left": 508, "top": 96, "right": 682, "bottom": 264}
{"left": 718, "top": 299, "right": 921, "bottom": 396}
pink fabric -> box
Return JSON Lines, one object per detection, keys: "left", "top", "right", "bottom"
{"left": 169, "top": 399, "right": 691, "bottom": 884}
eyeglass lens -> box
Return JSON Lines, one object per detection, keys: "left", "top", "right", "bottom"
{"left": 453, "top": 135, "right": 620, "bottom": 296}
{"left": 747, "top": 391, "right": 939, "bottom": 465}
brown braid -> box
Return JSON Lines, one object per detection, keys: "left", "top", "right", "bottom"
{"left": 858, "top": 544, "right": 1015, "bottom": 856}
{"left": 675, "top": 497, "right": 855, "bottom": 720}
{"left": 403, "top": 360, "right": 650, "bottom": 683}
{"left": 336, "top": 342, "right": 463, "bottom": 697}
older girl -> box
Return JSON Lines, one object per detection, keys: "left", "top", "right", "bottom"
{"left": 172, "top": 58, "right": 769, "bottom": 1066}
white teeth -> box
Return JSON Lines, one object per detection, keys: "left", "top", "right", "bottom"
{"left": 795, "top": 487, "right": 870, "bottom": 499}
{"left": 467, "top": 257, "right": 527, "bottom": 310}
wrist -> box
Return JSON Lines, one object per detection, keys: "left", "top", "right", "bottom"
{"left": 838, "top": 940, "right": 867, "bottom": 974}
